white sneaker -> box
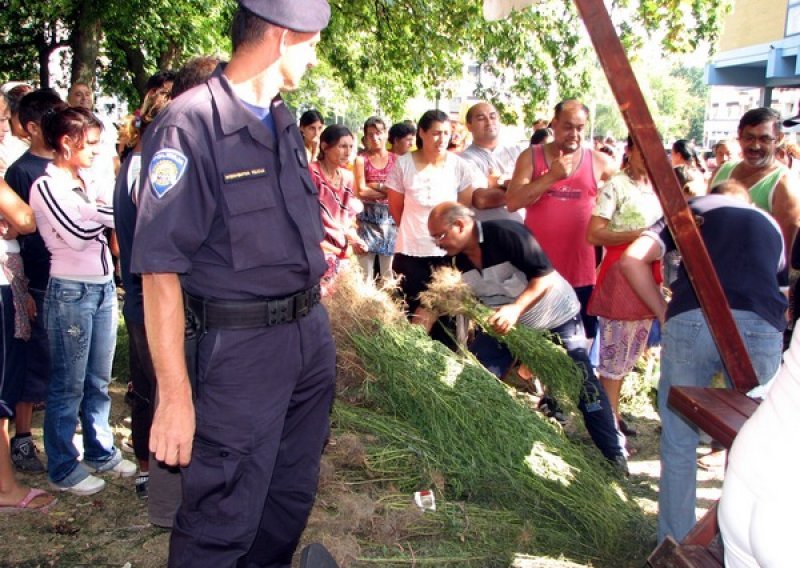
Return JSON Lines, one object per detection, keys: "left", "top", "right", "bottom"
{"left": 92, "top": 458, "right": 138, "bottom": 478}
{"left": 51, "top": 474, "right": 106, "bottom": 496}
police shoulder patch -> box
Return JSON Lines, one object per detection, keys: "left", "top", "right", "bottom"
{"left": 149, "top": 149, "right": 189, "bottom": 199}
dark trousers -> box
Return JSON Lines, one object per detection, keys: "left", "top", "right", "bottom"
{"left": 392, "top": 253, "right": 457, "bottom": 349}
{"left": 20, "top": 287, "right": 49, "bottom": 402}
{"left": 573, "top": 285, "right": 597, "bottom": 340}
{"left": 168, "top": 304, "right": 336, "bottom": 568}
{"left": 469, "top": 315, "right": 623, "bottom": 460}
{"left": 0, "top": 286, "right": 26, "bottom": 418}
{"left": 126, "top": 319, "right": 156, "bottom": 462}
{"left": 550, "top": 316, "right": 622, "bottom": 460}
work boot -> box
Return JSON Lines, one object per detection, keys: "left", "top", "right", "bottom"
{"left": 612, "top": 454, "right": 630, "bottom": 477}
{"left": 299, "top": 543, "right": 339, "bottom": 568}
{"left": 11, "top": 435, "right": 46, "bottom": 473}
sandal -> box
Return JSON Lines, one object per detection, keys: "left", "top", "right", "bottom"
{"left": 0, "top": 488, "right": 57, "bottom": 514}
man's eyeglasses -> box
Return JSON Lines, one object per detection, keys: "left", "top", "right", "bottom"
{"left": 739, "top": 134, "right": 776, "bottom": 145}
{"left": 432, "top": 225, "right": 452, "bottom": 242}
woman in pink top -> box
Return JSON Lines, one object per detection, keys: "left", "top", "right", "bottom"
{"left": 31, "top": 107, "right": 135, "bottom": 496}
{"left": 353, "top": 116, "right": 397, "bottom": 283}
{"left": 308, "top": 124, "right": 365, "bottom": 295}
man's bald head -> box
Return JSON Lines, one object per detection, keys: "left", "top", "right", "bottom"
{"left": 551, "top": 99, "right": 589, "bottom": 154}
{"left": 465, "top": 101, "right": 499, "bottom": 148}
{"left": 429, "top": 201, "right": 474, "bottom": 228}
{"left": 428, "top": 201, "right": 476, "bottom": 255}
{"left": 554, "top": 99, "right": 590, "bottom": 119}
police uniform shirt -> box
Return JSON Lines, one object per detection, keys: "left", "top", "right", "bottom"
{"left": 131, "top": 65, "right": 327, "bottom": 300}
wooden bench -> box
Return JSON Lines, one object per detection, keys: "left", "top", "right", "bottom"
{"left": 647, "top": 386, "right": 761, "bottom": 567}
{"left": 667, "top": 387, "right": 760, "bottom": 450}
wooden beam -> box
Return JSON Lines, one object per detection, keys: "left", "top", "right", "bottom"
{"left": 572, "top": 0, "right": 759, "bottom": 393}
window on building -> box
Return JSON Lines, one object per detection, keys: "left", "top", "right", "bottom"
{"left": 788, "top": 1, "right": 800, "bottom": 36}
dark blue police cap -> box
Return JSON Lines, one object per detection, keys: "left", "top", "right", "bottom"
{"left": 238, "top": 0, "right": 331, "bottom": 33}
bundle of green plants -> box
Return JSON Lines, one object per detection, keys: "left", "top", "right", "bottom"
{"left": 419, "top": 266, "right": 583, "bottom": 408}
{"left": 331, "top": 406, "right": 541, "bottom": 566}
{"left": 323, "top": 267, "right": 652, "bottom": 565}
{"left": 346, "top": 323, "right": 650, "bottom": 564}
{"left": 360, "top": 496, "right": 527, "bottom": 567}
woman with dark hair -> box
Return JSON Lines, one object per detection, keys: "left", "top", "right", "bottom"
{"left": 671, "top": 139, "right": 706, "bottom": 196}
{"left": 587, "top": 136, "right": 663, "bottom": 443}
{"left": 353, "top": 116, "right": 396, "bottom": 282}
{"left": 308, "top": 124, "right": 365, "bottom": 294}
{"left": 386, "top": 109, "right": 474, "bottom": 333}
{"left": 530, "top": 128, "right": 553, "bottom": 146}
{"left": 299, "top": 109, "right": 324, "bottom": 163}
{"left": 31, "top": 107, "right": 134, "bottom": 496}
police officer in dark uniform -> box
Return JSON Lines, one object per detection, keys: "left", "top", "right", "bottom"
{"left": 130, "top": 2, "right": 335, "bottom": 566}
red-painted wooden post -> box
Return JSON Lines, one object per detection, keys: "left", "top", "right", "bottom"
{"left": 572, "top": 0, "right": 759, "bottom": 392}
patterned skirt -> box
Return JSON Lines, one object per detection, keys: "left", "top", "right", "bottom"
{"left": 356, "top": 202, "right": 396, "bottom": 256}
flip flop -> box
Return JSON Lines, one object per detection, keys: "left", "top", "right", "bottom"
{"left": 0, "top": 488, "right": 57, "bottom": 514}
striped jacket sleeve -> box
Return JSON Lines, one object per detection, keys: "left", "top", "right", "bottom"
{"left": 30, "top": 176, "right": 115, "bottom": 252}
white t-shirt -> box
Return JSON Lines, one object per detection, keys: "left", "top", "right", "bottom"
{"left": 460, "top": 142, "right": 526, "bottom": 223}
{"left": 0, "top": 218, "right": 21, "bottom": 286}
{"left": 386, "top": 152, "right": 473, "bottom": 257}
{"left": 0, "top": 135, "right": 29, "bottom": 178}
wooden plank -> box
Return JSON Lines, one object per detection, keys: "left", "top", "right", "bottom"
{"left": 648, "top": 536, "right": 723, "bottom": 568}
{"left": 571, "top": 0, "right": 759, "bottom": 393}
{"left": 705, "top": 387, "right": 760, "bottom": 414}
{"left": 683, "top": 503, "right": 719, "bottom": 547}
{"left": 668, "top": 387, "right": 756, "bottom": 448}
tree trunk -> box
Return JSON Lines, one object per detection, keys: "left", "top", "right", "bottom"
{"left": 121, "top": 43, "right": 149, "bottom": 100}
{"left": 70, "top": 1, "right": 102, "bottom": 88}
{"left": 36, "top": 29, "right": 51, "bottom": 88}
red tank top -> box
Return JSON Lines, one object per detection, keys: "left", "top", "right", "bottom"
{"left": 524, "top": 145, "right": 598, "bottom": 287}
{"left": 362, "top": 151, "right": 396, "bottom": 205}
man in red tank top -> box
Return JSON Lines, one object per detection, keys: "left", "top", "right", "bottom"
{"left": 507, "top": 99, "right": 617, "bottom": 338}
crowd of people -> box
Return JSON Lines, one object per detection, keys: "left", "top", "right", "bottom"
{"left": 0, "top": 0, "right": 799, "bottom": 566}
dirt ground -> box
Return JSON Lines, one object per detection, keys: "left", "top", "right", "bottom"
{"left": 1, "top": 372, "right": 725, "bottom": 568}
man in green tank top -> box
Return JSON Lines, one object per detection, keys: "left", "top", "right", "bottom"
{"left": 711, "top": 107, "right": 800, "bottom": 261}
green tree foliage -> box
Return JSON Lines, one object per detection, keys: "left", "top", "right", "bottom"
{"left": 585, "top": 56, "right": 708, "bottom": 146}
{"left": 670, "top": 64, "right": 708, "bottom": 142}
{"left": 303, "top": 0, "right": 729, "bottom": 125}
{"left": 0, "top": 0, "right": 234, "bottom": 102}
{"left": 1, "top": 0, "right": 727, "bottom": 118}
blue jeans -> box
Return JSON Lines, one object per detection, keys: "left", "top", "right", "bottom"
{"left": 44, "top": 278, "right": 119, "bottom": 486}
{"left": 657, "top": 309, "right": 782, "bottom": 543}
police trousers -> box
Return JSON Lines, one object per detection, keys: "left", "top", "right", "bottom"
{"left": 168, "top": 304, "right": 336, "bottom": 568}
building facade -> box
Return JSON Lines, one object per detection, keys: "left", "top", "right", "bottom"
{"left": 705, "top": 0, "right": 800, "bottom": 146}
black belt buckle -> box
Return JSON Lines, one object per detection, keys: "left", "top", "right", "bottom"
{"left": 267, "top": 298, "right": 289, "bottom": 327}
{"left": 294, "top": 289, "right": 311, "bottom": 319}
